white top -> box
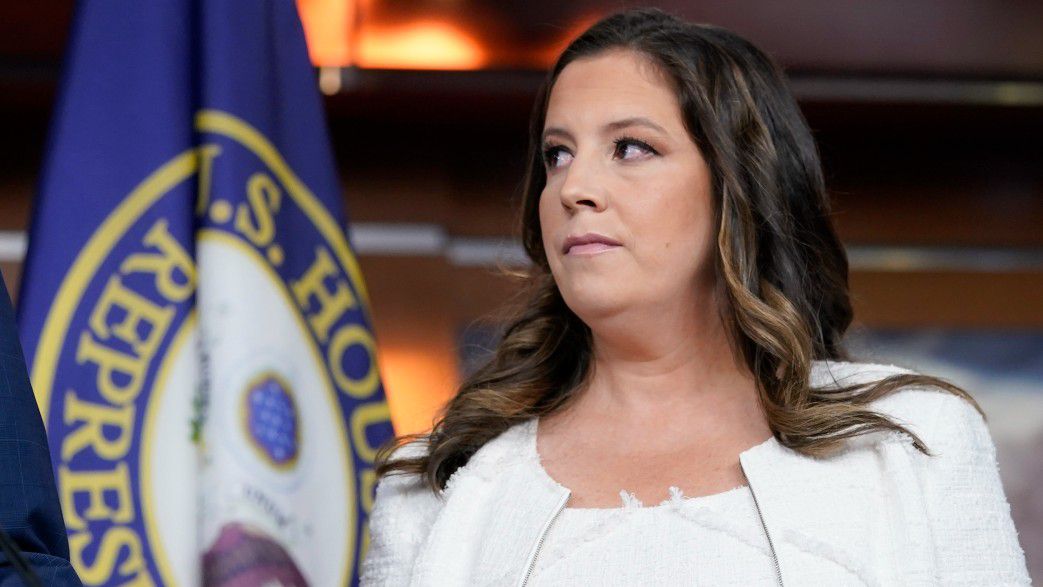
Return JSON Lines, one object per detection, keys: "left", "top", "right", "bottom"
{"left": 522, "top": 418, "right": 781, "bottom": 585}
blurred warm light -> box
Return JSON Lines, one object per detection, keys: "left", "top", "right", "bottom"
{"left": 357, "top": 21, "right": 488, "bottom": 70}
{"left": 297, "top": 1, "right": 593, "bottom": 70}
{"left": 378, "top": 344, "right": 458, "bottom": 437}
{"left": 297, "top": 0, "right": 355, "bottom": 66}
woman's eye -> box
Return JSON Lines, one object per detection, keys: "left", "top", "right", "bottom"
{"left": 614, "top": 137, "right": 657, "bottom": 160}
{"left": 542, "top": 146, "right": 571, "bottom": 169}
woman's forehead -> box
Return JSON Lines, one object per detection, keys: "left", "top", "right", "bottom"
{"left": 545, "top": 51, "right": 683, "bottom": 134}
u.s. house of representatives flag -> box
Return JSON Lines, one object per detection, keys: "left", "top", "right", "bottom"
{"left": 17, "top": 2, "right": 394, "bottom": 585}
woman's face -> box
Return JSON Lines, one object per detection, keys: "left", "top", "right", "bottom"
{"left": 538, "top": 49, "right": 717, "bottom": 323}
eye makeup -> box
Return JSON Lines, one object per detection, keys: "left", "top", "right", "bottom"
{"left": 542, "top": 135, "right": 660, "bottom": 169}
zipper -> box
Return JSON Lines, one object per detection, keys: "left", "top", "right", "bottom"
{"left": 518, "top": 491, "right": 571, "bottom": 587}
{"left": 741, "top": 460, "right": 784, "bottom": 587}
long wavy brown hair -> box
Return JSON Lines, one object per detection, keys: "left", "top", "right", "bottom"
{"left": 375, "top": 7, "right": 979, "bottom": 492}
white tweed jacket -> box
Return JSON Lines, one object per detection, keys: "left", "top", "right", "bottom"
{"left": 360, "top": 361, "right": 1031, "bottom": 586}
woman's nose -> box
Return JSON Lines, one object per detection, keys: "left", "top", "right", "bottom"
{"left": 558, "top": 153, "right": 606, "bottom": 212}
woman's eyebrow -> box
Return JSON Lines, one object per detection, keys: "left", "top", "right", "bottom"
{"left": 542, "top": 117, "right": 668, "bottom": 143}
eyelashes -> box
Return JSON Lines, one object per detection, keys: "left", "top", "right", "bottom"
{"left": 542, "top": 135, "right": 659, "bottom": 169}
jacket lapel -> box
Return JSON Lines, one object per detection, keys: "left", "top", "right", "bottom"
{"left": 410, "top": 422, "right": 568, "bottom": 586}
{"left": 739, "top": 431, "right": 930, "bottom": 586}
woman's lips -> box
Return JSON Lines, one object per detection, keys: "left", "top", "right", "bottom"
{"left": 566, "top": 243, "right": 621, "bottom": 255}
{"left": 562, "top": 232, "right": 623, "bottom": 256}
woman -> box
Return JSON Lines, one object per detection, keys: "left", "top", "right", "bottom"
{"left": 361, "top": 8, "right": 1030, "bottom": 586}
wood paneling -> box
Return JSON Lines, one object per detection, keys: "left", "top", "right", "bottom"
{"left": 850, "top": 270, "right": 1043, "bottom": 329}
{"left": 357, "top": 256, "right": 460, "bottom": 436}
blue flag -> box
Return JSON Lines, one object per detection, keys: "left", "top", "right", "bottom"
{"left": 18, "top": 2, "right": 393, "bottom": 585}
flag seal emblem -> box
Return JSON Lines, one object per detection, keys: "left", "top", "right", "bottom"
{"left": 243, "top": 372, "right": 300, "bottom": 469}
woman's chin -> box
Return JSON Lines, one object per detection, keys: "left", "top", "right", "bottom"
{"left": 561, "top": 288, "right": 630, "bottom": 322}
